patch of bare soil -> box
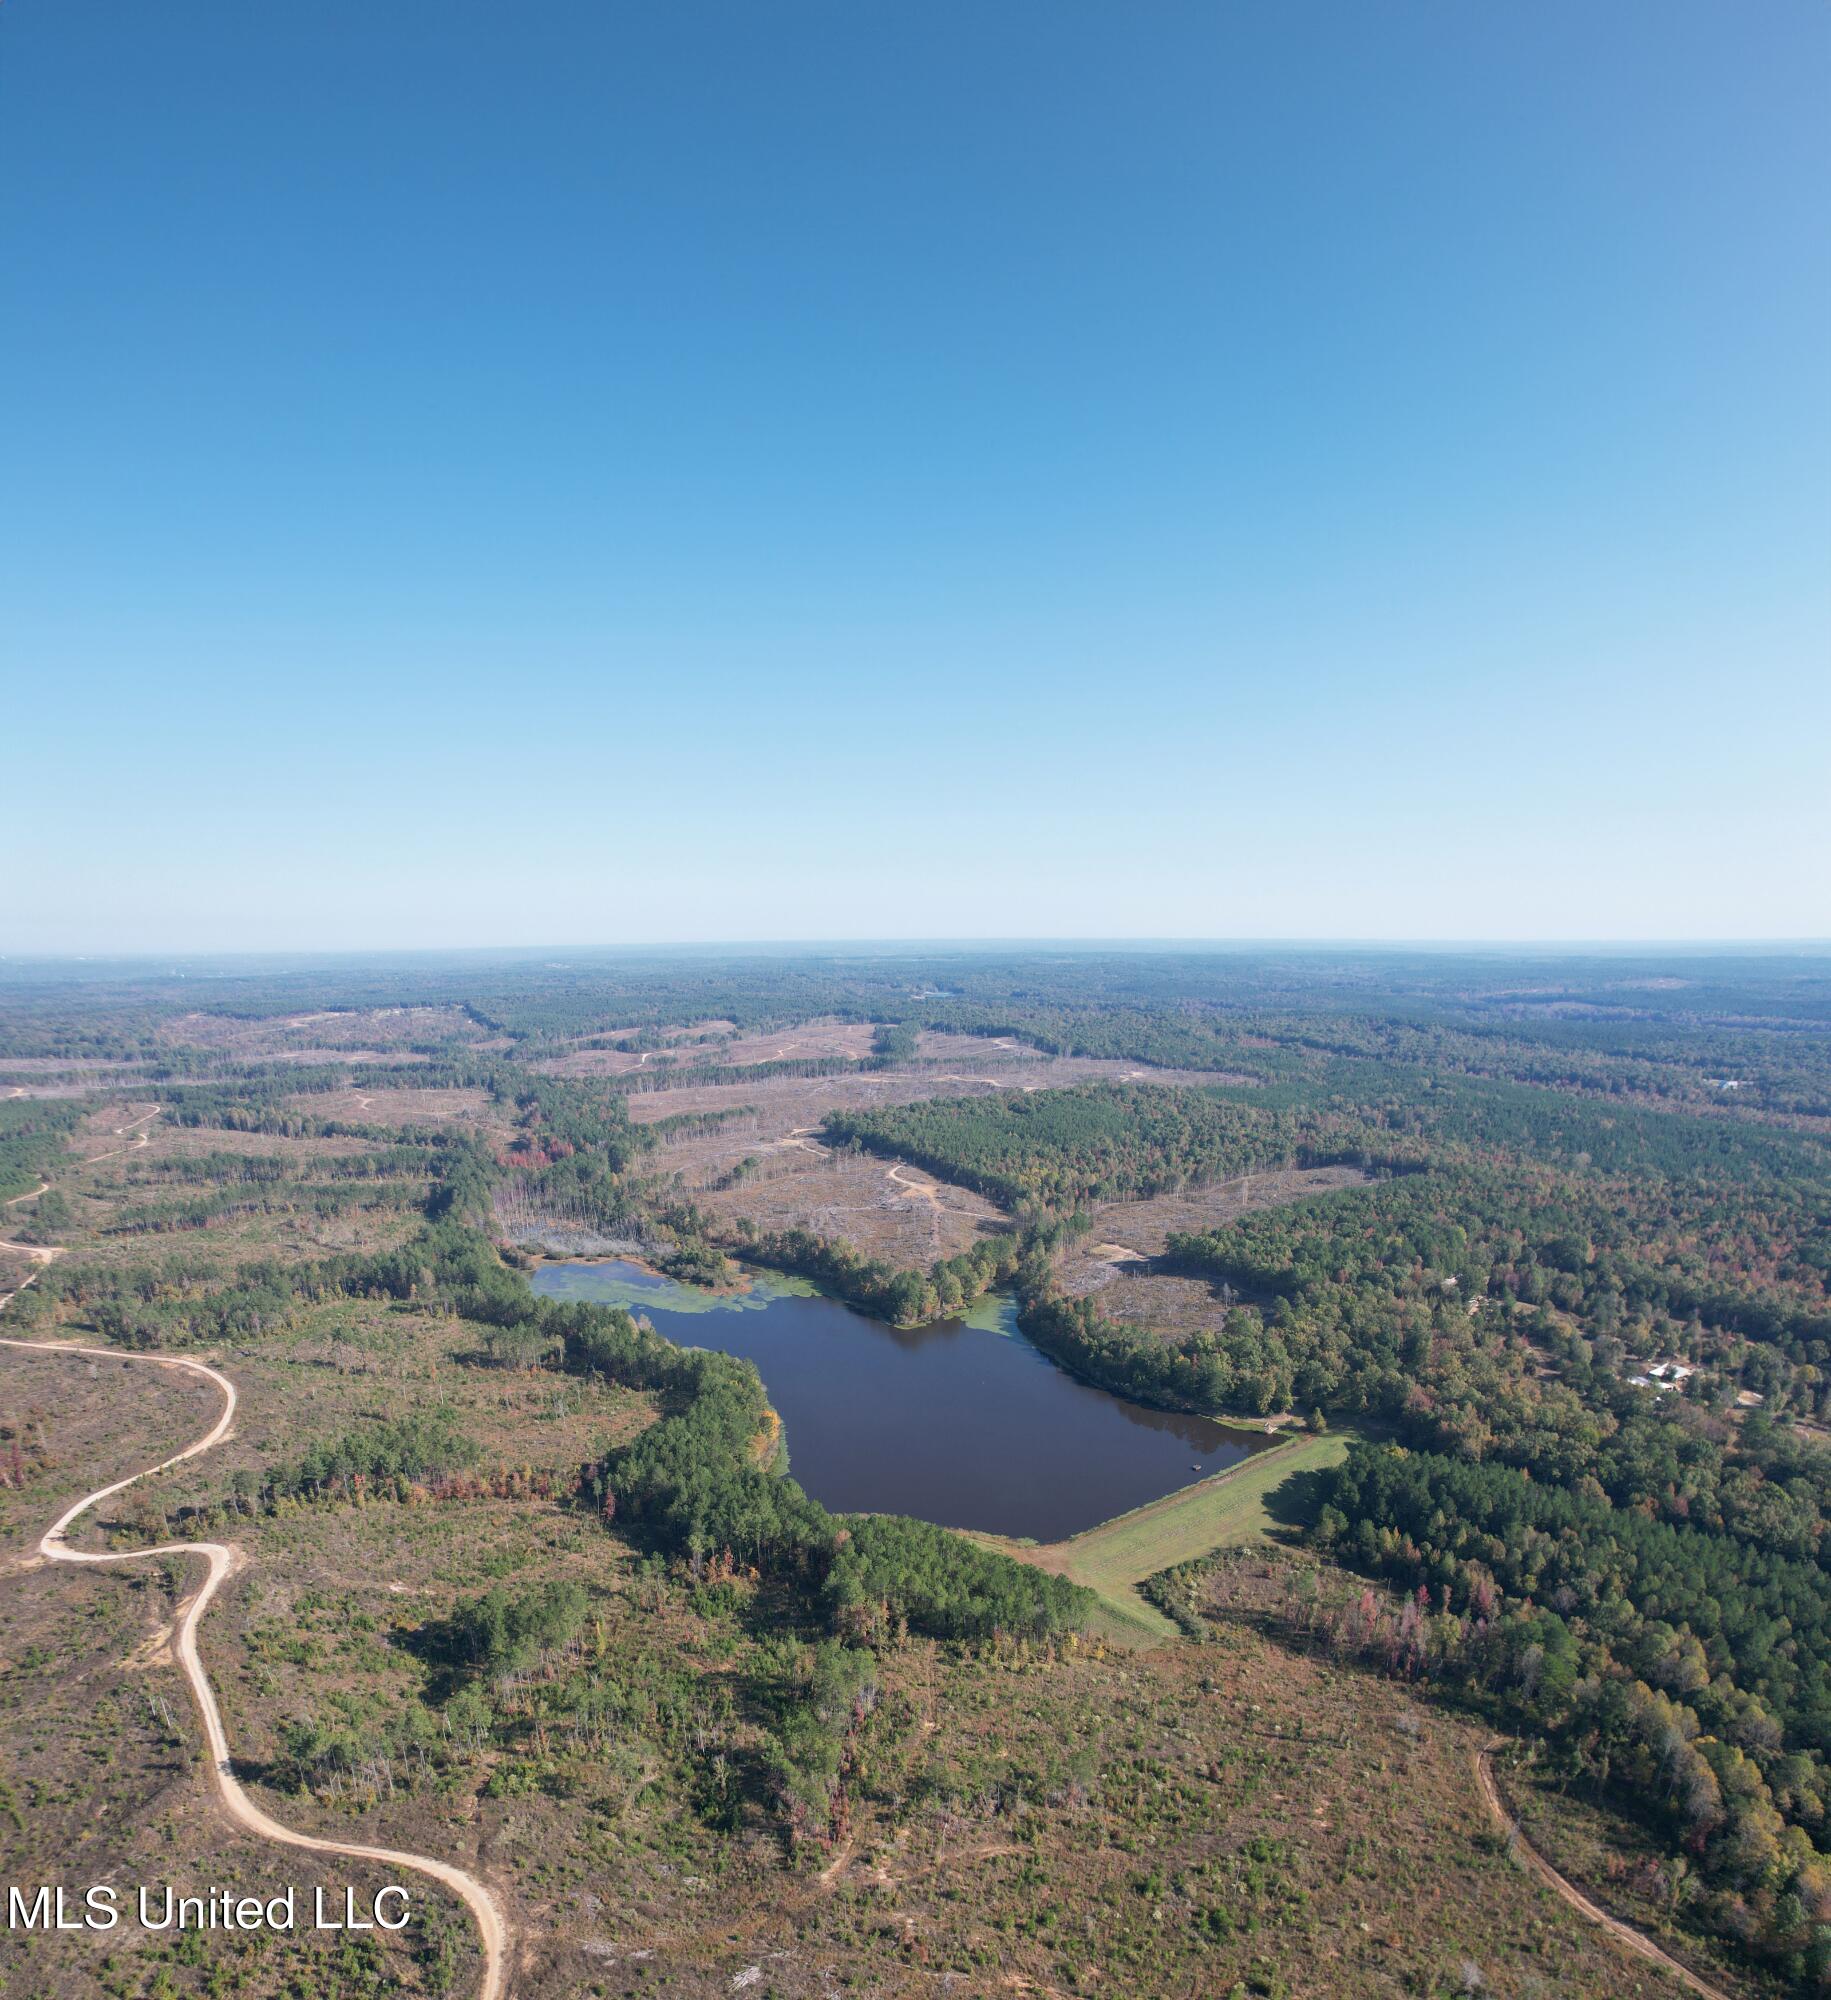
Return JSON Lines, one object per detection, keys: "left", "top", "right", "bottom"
{"left": 689, "top": 1144, "right": 1007, "bottom": 1267}
{"left": 624, "top": 1044, "right": 1270, "bottom": 1270}
{"left": 1, "top": 1060, "right": 148, "bottom": 1102}
{"left": 538, "top": 1045, "right": 684, "bottom": 1078}
{"left": 539, "top": 1016, "right": 881, "bottom": 1080}
{"left": 540, "top": 1017, "right": 1250, "bottom": 1094}
{"left": 1076, "top": 1165, "right": 1369, "bottom": 1261}
{"left": 146, "top": 1124, "right": 381, "bottom": 1163}
{"left": 714, "top": 1019, "right": 881, "bottom": 1066}
{"left": 1059, "top": 1266, "right": 1240, "bottom": 1344}
{"left": 291, "top": 1085, "right": 496, "bottom": 1126}
{"left": 0, "top": 1561, "right": 473, "bottom": 2000}
{"left": 633, "top": 1050, "right": 1240, "bottom": 1149}
{"left": 69, "top": 1103, "right": 163, "bottom": 1170}
{"left": 158, "top": 1006, "right": 487, "bottom": 1058}
{"left": 909, "top": 1031, "right": 1247, "bottom": 1092}
{"left": 0, "top": 1346, "right": 221, "bottom": 1561}
{"left": 1053, "top": 1166, "right": 1369, "bottom": 1338}
{"left": 261, "top": 1046, "right": 433, "bottom": 1066}
{"left": 0, "top": 1058, "right": 147, "bottom": 1073}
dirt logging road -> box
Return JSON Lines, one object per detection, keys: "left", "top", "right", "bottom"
{"left": 1474, "top": 1744, "right": 1730, "bottom": 2000}
{"left": 0, "top": 1102, "right": 1733, "bottom": 2000}
{"left": 0, "top": 1315, "right": 510, "bottom": 1999}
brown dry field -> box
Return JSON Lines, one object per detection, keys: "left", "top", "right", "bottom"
{"left": 0, "top": 1322, "right": 1718, "bottom": 2000}
{"left": 0, "top": 1058, "right": 148, "bottom": 1074}
{"left": 0, "top": 1346, "right": 221, "bottom": 1562}
{"left": 80, "top": 1200, "right": 426, "bottom": 1278}
{"left": 542, "top": 1020, "right": 1247, "bottom": 1092}
{"left": 0, "top": 1558, "right": 475, "bottom": 2000}
{"left": 262, "top": 1045, "right": 435, "bottom": 1066}
{"left": 626, "top": 1039, "right": 1247, "bottom": 1267}
{"left": 0, "top": 1286, "right": 487, "bottom": 1996}
{"left": 1053, "top": 1167, "right": 1370, "bottom": 1345}
{"left": 134, "top": 1123, "right": 382, "bottom": 1163}
{"left": 63, "top": 1296, "right": 656, "bottom": 1556}
{"left": 630, "top": 1042, "right": 1239, "bottom": 1151}
{"left": 1171, "top": 1553, "right": 1768, "bottom": 2000}
{"left": 1073, "top": 1166, "right": 1370, "bottom": 1261}
{"left": 69, "top": 1099, "right": 164, "bottom": 1156}
{"left": 676, "top": 1017, "right": 882, "bottom": 1068}
{"left": 1061, "top": 1265, "right": 1243, "bottom": 1347}
{"left": 537, "top": 1014, "right": 881, "bottom": 1079}
{"left": 16, "top": 1112, "right": 435, "bottom": 1280}
{"left": 157, "top": 1004, "right": 489, "bottom": 1057}
{"left": 688, "top": 1141, "right": 1008, "bottom": 1266}
{"left": 2, "top": 1063, "right": 152, "bottom": 1104}
{"left": 575, "top": 1017, "right": 745, "bottom": 1045}
{"left": 285, "top": 1082, "right": 501, "bottom": 1127}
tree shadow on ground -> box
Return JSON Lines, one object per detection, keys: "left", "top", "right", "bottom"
{"left": 1263, "top": 1465, "right": 1337, "bottom": 1536}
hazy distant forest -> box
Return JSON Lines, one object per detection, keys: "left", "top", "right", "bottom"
{"left": 4, "top": 945, "right": 1830, "bottom": 2000}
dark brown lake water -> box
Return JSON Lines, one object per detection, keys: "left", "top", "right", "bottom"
{"left": 531, "top": 1259, "right": 1267, "bottom": 1541}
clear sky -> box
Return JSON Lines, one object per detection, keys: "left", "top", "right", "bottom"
{"left": 4, "top": 2, "right": 1827, "bottom": 952}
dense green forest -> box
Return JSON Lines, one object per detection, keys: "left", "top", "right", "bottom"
{"left": 717, "top": 1220, "right": 1023, "bottom": 1328}
{"left": 1306, "top": 1440, "right": 1831, "bottom": 1975}
{"left": 0, "top": 1096, "right": 82, "bottom": 1201}
{"left": 823, "top": 1082, "right": 1401, "bottom": 1213}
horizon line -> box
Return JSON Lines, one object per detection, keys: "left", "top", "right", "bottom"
{"left": 5, "top": 935, "right": 1831, "bottom": 967}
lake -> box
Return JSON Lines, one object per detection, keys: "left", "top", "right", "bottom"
{"left": 531, "top": 1259, "right": 1268, "bottom": 1541}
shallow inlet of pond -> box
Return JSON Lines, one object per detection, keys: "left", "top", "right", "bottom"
{"left": 531, "top": 1259, "right": 1270, "bottom": 1542}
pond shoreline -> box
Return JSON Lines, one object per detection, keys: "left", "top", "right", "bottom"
{"left": 531, "top": 1257, "right": 1273, "bottom": 1543}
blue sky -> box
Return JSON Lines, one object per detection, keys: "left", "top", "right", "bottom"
{"left": 5, "top": 2, "right": 1827, "bottom": 951}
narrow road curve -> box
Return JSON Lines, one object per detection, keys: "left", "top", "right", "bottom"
{"left": 79, "top": 1105, "right": 163, "bottom": 1169}
{"left": 1475, "top": 1743, "right": 1730, "bottom": 2000}
{"left": 0, "top": 1326, "right": 508, "bottom": 1999}
{"left": 886, "top": 1162, "right": 957, "bottom": 1253}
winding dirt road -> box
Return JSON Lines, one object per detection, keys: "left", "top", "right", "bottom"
{"left": 884, "top": 1162, "right": 946, "bottom": 1251}
{"left": 1, "top": 1174, "right": 69, "bottom": 1278}
{"left": 1474, "top": 1744, "right": 1729, "bottom": 2000}
{"left": 0, "top": 1320, "right": 509, "bottom": 1998}
{"left": 91, "top": 1106, "right": 162, "bottom": 1159}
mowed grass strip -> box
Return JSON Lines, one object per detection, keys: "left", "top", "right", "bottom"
{"left": 1060, "top": 1429, "right": 1353, "bottom": 1591}
{"left": 975, "top": 1428, "right": 1354, "bottom": 1643}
